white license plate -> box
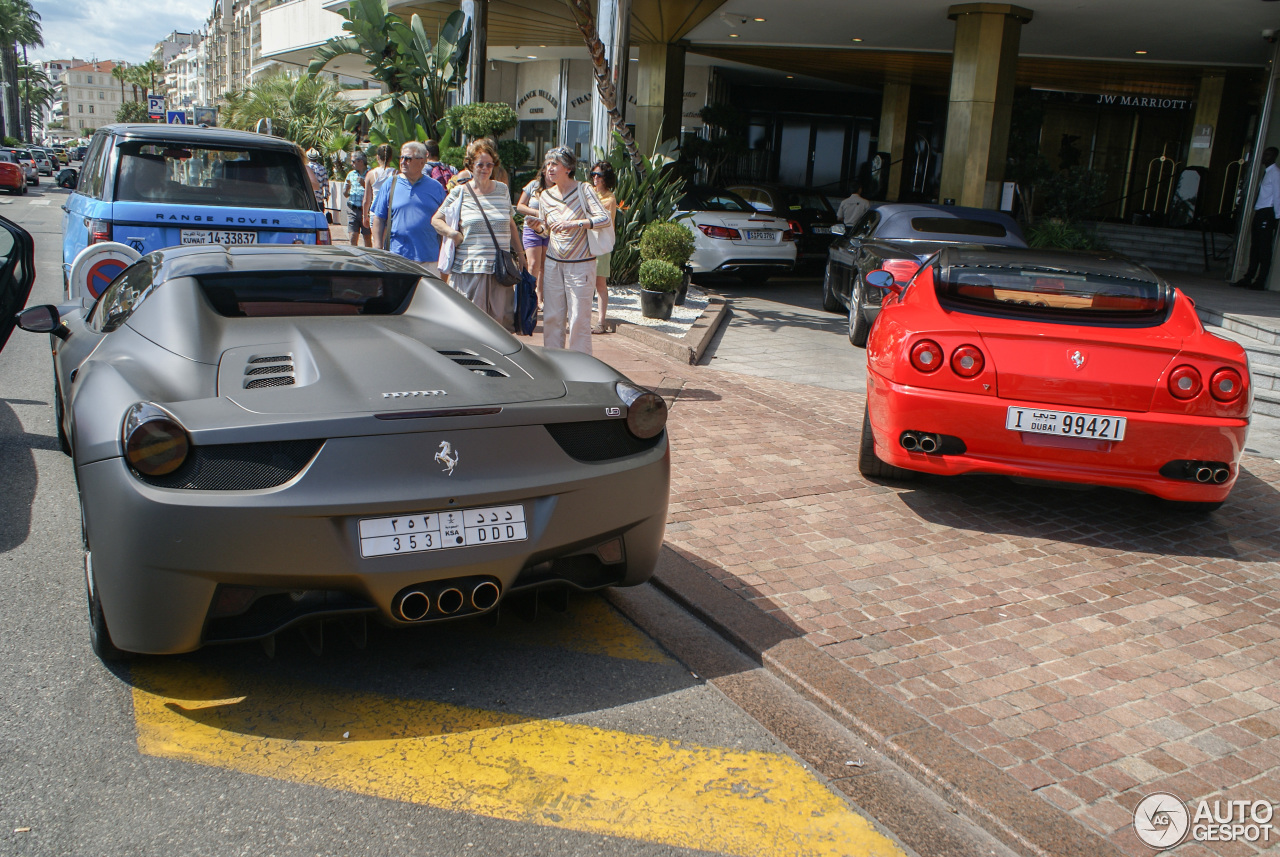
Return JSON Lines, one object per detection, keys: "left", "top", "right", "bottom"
{"left": 1006, "top": 406, "right": 1126, "bottom": 441}
{"left": 180, "top": 229, "right": 258, "bottom": 245}
{"left": 746, "top": 230, "right": 775, "bottom": 240}
{"left": 358, "top": 504, "right": 527, "bottom": 558}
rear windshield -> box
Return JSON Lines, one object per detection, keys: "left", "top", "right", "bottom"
{"left": 681, "top": 189, "right": 754, "bottom": 212}
{"left": 197, "top": 272, "right": 419, "bottom": 317}
{"left": 939, "top": 265, "right": 1167, "bottom": 319}
{"left": 115, "top": 141, "right": 315, "bottom": 210}
{"left": 912, "top": 217, "right": 1007, "bottom": 238}
{"left": 785, "top": 191, "right": 834, "bottom": 215}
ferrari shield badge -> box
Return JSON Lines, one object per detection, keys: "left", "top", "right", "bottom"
{"left": 434, "top": 441, "right": 459, "bottom": 476}
{"left": 1069, "top": 349, "right": 1086, "bottom": 370}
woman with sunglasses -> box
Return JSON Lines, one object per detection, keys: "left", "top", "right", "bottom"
{"left": 587, "top": 162, "right": 618, "bottom": 334}
{"left": 537, "top": 147, "right": 611, "bottom": 354}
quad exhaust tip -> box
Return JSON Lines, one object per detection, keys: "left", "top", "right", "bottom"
{"left": 436, "top": 587, "right": 464, "bottom": 615}
{"left": 471, "top": 581, "right": 500, "bottom": 611}
{"left": 398, "top": 590, "right": 430, "bottom": 621}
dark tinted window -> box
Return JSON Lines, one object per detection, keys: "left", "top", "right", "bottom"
{"left": 197, "top": 272, "right": 419, "bottom": 317}
{"left": 78, "top": 134, "right": 110, "bottom": 199}
{"left": 114, "top": 141, "right": 315, "bottom": 210}
{"left": 92, "top": 259, "right": 157, "bottom": 333}
{"left": 911, "top": 217, "right": 1007, "bottom": 238}
{"left": 939, "top": 265, "right": 1166, "bottom": 320}
{"left": 853, "top": 211, "right": 880, "bottom": 238}
{"left": 784, "top": 191, "right": 835, "bottom": 215}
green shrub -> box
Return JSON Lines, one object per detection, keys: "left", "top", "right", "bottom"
{"left": 605, "top": 136, "right": 688, "bottom": 285}
{"left": 497, "top": 138, "right": 530, "bottom": 172}
{"left": 1026, "top": 219, "right": 1108, "bottom": 251}
{"left": 639, "top": 221, "right": 694, "bottom": 266}
{"left": 444, "top": 102, "right": 519, "bottom": 138}
{"left": 639, "top": 259, "right": 683, "bottom": 292}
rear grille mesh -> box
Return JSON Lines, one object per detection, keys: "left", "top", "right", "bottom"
{"left": 246, "top": 376, "right": 295, "bottom": 389}
{"left": 137, "top": 439, "right": 324, "bottom": 490}
{"left": 246, "top": 364, "right": 294, "bottom": 376}
{"left": 250, "top": 354, "right": 291, "bottom": 364}
{"left": 545, "top": 420, "right": 663, "bottom": 462}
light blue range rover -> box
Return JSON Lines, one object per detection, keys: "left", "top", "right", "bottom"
{"left": 63, "top": 124, "right": 330, "bottom": 297}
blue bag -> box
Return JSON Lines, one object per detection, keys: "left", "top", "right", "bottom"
{"left": 515, "top": 269, "right": 538, "bottom": 336}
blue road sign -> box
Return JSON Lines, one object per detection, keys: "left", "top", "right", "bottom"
{"left": 147, "top": 95, "right": 164, "bottom": 118}
{"left": 166, "top": 111, "right": 187, "bottom": 125}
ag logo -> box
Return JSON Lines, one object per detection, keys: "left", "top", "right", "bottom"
{"left": 1133, "top": 792, "right": 1189, "bottom": 849}
{"left": 433, "top": 441, "right": 459, "bottom": 476}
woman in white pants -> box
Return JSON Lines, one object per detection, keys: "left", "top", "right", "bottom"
{"left": 538, "top": 147, "right": 610, "bottom": 354}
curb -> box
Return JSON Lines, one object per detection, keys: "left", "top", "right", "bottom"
{"left": 648, "top": 546, "right": 1125, "bottom": 857}
{"left": 611, "top": 294, "right": 730, "bottom": 365}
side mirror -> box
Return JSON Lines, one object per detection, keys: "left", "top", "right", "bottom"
{"left": 864, "top": 270, "right": 896, "bottom": 291}
{"left": 16, "top": 305, "right": 69, "bottom": 340}
{"left": 831, "top": 223, "right": 846, "bottom": 236}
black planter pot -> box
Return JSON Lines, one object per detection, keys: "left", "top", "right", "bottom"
{"left": 674, "top": 266, "right": 691, "bottom": 306}
{"left": 640, "top": 288, "right": 676, "bottom": 320}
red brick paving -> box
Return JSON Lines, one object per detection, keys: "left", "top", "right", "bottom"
{"left": 580, "top": 330, "right": 1280, "bottom": 857}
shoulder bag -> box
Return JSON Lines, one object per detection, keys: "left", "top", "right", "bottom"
{"left": 582, "top": 182, "right": 616, "bottom": 256}
{"left": 467, "top": 183, "right": 522, "bottom": 288}
{"left": 380, "top": 174, "right": 398, "bottom": 251}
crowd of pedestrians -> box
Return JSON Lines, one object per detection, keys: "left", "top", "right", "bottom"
{"left": 348, "top": 137, "right": 615, "bottom": 357}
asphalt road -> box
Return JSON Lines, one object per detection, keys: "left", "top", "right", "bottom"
{"left": 0, "top": 191, "right": 1016, "bottom": 857}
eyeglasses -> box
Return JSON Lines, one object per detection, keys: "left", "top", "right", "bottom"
{"left": 590, "top": 172, "right": 604, "bottom": 178}
{"left": 474, "top": 162, "right": 495, "bottom": 169}
{"left": 399, "top": 155, "right": 421, "bottom": 161}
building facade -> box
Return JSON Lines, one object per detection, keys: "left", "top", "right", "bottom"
{"left": 41, "top": 58, "right": 84, "bottom": 141}
{"left": 57, "top": 61, "right": 121, "bottom": 135}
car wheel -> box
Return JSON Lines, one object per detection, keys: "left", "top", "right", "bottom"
{"left": 847, "top": 275, "right": 871, "bottom": 347}
{"left": 858, "top": 406, "right": 916, "bottom": 481}
{"left": 54, "top": 372, "right": 71, "bottom": 456}
{"left": 821, "top": 262, "right": 843, "bottom": 313}
{"left": 32, "top": 176, "right": 38, "bottom": 186}
{"left": 82, "top": 503, "right": 130, "bottom": 662}
{"left": 20, "top": 181, "right": 27, "bottom": 195}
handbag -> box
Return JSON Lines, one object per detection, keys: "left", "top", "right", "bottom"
{"left": 436, "top": 191, "right": 463, "bottom": 274}
{"left": 582, "top": 183, "right": 616, "bottom": 255}
{"left": 466, "top": 183, "right": 522, "bottom": 288}
{"left": 514, "top": 269, "right": 538, "bottom": 336}
{"left": 380, "top": 174, "right": 397, "bottom": 251}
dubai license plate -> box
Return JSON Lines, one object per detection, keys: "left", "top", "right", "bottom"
{"left": 746, "top": 230, "right": 775, "bottom": 240}
{"left": 358, "top": 503, "right": 527, "bottom": 558}
{"left": 1006, "top": 406, "right": 1126, "bottom": 441}
{"left": 180, "top": 229, "right": 258, "bottom": 245}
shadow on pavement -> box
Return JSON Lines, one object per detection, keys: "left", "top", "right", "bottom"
{"left": 0, "top": 398, "right": 57, "bottom": 553}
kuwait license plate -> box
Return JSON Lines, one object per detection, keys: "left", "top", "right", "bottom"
{"left": 359, "top": 504, "right": 527, "bottom": 558}
{"left": 1006, "top": 406, "right": 1126, "bottom": 441}
{"left": 746, "top": 230, "right": 775, "bottom": 240}
{"left": 180, "top": 229, "right": 258, "bottom": 245}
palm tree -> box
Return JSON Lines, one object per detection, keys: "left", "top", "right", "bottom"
{"left": 112, "top": 63, "right": 129, "bottom": 105}
{"left": 0, "top": 0, "right": 41, "bottom": 140}
{"left": 222, "top": 74, "right": 358, "bottom": 176}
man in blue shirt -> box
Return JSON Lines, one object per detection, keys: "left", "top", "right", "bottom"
{"left": 370, "top": 141, "right": 446, "bottom": 263}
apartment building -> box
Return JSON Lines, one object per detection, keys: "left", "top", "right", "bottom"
{"left": 41, "top": 58, "right": 84, "bottom": 140}
{"left": 57, "top": 61, "right": 121, "bottom": 134}
{"left": 166, "top": 37, "right": 208, "bottom": 109}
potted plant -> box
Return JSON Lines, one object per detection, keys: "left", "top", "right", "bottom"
{"left": 639, "top": 221, "right": 695, "bottom": 305}
{"left": 638, "top": 259, "right": 682, "bottom": 320}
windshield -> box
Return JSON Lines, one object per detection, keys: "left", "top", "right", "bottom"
{"left": 681, "top": 189, "right": 754, "bottom": 213}
{"left": 938, "top": 265, "right": 1167, "bottom": 320}
{"left": 197, "top": 272, "right": 419, "bottom": 317}
{"left": 115, "top": 141, "right": 315, "bottom": 210}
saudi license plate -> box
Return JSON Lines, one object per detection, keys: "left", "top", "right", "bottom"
{"left": 180, "top": 229, "right": 258, "bottom": 245}
{"left": 746, "top": 230, "right": 775, "bottom": 240}
{"left": 1006, "top": 406, "right": 1126, "bottom": 441}
{"left": 358, "top": 504, "right": 527, "bottom": 558}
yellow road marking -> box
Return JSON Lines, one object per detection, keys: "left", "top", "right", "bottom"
{"left": 491, "top": 594, "right": 673, "bottom": 664}
{"left": 132, "top": 663, "right": 904, "bottom": 857}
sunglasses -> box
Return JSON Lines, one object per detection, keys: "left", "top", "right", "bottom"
{"left": 590, "top": 172, "right": 605, "bottom": 178}
{"left": 399, "top": 155, "right": 421, "bottom": 161}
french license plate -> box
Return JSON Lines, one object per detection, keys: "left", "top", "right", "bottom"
{"left": 1006, "top": 406, "right": 1126, "bottom": 441}
{"left": 746, "top": 230, "right": 775, "bottom": 240}
{"left": 359, "top": 503, "right": 527, "bottom": 558}
{"left": 180, "top": 229, "right": 258, "bottom": 245}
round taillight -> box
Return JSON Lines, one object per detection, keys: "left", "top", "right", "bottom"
{"left": 1209, "top": 367, "right": 1243, "bottom": 402}
{"left": 910, "top": 340, "right": 943, "bottom": 373}
{"left": 1167, "top": 365, "right": 1202, "bottom": 400}
{"left": 122, "top": 403, "right": 190, "bottom": 476}
{"left": 615, "top": 382, "right": 668, "bottom": 439}
{"left": 950, "top": 344, "right": 985, "bottom": 378}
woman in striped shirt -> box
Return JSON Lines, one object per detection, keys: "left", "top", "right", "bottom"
{"left": 431, "top": 139, "right": 523, "bottom": 328}
{"left": 539, "top": 147, "right": 610, "bottom": 354}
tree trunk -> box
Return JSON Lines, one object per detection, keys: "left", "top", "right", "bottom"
{"left": 22, "top": 45, "right": 30, "bottom": 142}
{"left": 562, "top": 0, "right": 645, "bottom": 179}
{"left": 5, "top": 49, "right": 21, "bottom": 141}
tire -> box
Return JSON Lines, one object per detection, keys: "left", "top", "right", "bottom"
{"left": 81, "top": 503, "right": 131, "bottom": 662}
{"left": 20, "top": 181, "right": 27, "bottom": 195}
{"left": 821, "top": 262, "right": 843, "bottom": 313}
{"left": 32, "top": 176, "right": 38, "bottom": 186}
{"left": 54, "top": 373, "right": 71, "bottom": 456}
{"left": 858, "top": 406, "right": 916, "bottom": 481}
{"left": 847, "top": 274, "right": 871, "bottom": 347}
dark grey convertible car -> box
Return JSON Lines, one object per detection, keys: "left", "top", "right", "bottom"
{"left": 13, "top": 245, "right": 670, "bottom": 660}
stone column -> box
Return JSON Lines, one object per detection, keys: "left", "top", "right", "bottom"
{"left": 590, "top": 0, "right": 632, "bottom": 158}
{"left": 460, "top": 0, "right": 488, "bottom": 107}
{"left": 1186, "top": 73, "right": 1225, "bottom": 169}
{"left": 939, "top": 3, "right": 1033, "bottom": 208}
{"left": 634, "top": 42, "right": 685, "bottom": 156}
{"left": 879, "top": 82, "right": 911, "bottom": 201}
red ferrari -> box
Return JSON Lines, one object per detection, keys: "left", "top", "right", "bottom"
{"left": 859, "top": 247, "right": 1251, "bottom": 511}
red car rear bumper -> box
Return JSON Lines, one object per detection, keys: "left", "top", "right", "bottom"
{"left": 867, "top": 370, "right": 1249, "bottom": 501}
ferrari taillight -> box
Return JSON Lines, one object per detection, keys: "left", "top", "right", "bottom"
{"left": 881, "top": 258, "right": 921, "bottom": 284}
{"left": 1168, "top": 365, "right": 1202, "bottom": 399}
{"left": 950, "top": 344, "right": 985, "bottom": 378}
{"left": 698, "top": 224, "right": 741, "bottom": 240}
{"left": 1209, "top": 367, "right": 1243, "bottom": 402}
{"left": 910, "top": 339, "right": 943, "bottom": 373}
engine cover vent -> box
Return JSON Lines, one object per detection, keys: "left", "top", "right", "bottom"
{"left": 436, "top": 348, "right": 508, "bottom": 378}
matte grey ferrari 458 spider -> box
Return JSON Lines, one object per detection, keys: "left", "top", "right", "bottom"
{"left": 12, "top": 244, "right": 670, "bottom": 660}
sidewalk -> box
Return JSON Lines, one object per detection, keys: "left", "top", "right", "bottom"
{"left": 578, "top": 327, "right": 1280, "bottom": 857}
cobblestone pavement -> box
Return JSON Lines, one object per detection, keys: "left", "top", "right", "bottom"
{"left": 576, "top": 321, "right": 1280, "bottom": 857}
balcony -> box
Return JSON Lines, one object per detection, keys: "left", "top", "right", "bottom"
{"left": 259, "top": 0, "right": 376, "bottom": 83}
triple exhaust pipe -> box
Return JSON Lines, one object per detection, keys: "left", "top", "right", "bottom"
{"left": 396, "top": 580, "right": 501, "bottom": 621}
{"left": 900, "top": 431, "right": 941, "bottom": 454}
